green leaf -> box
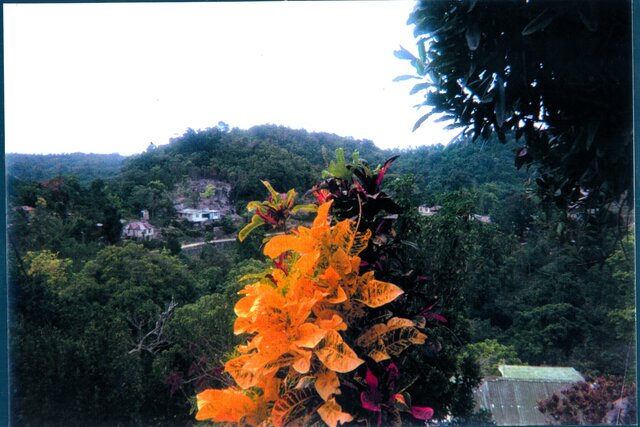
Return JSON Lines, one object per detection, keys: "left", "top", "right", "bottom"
{"left": 410, "top": 82, "right": 431, "bottom": 95}
{"left": 291, "top": 204, "right": 318, "bottom": 214}
{"left": 578, "top": 1, "right": 598, "bottom": 32}
{"left": 285, "top": 188, "right": 297, "bottom": 208}
{"left": 413, "top": 111, "right": 435, "bottom": 132}
{"left": 393, "top": 75, "right": 421, "bottom": 82}
{"left": 522, "top": 9, "right": 561, "bottom": 36}
{"left": 261, "top": 180, "right": 282, "bottom": 202}
{"left": 417, "top": 38, "right": 427, "bottom": 63}
{"left": 238, "top": 215, "right": 265, "bottom": 242}
{"left": 394, "top": 45, "right": 416, "bottom": 61}
{"left": 494, "top": 75, "right": 505, "bottom": 126}
{"left": 465, "top": 22, "right": 481, "bottom": 51}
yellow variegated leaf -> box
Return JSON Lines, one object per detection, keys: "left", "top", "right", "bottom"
{"left": 261, "top": 353, "right": 298, "bottom": 374}
{"left": 196, "top": 388, "right": 257, "bottom": 422}
{"left": 291, "top": 203, "right": 318, "bottom": 214}
{"left": 315, "top": 330, "right": 364, "bottom": 373}
{"left": 354, "top": 317, "right": 417, "bottom": 347}
{"left": 261, "top": 180, "right": 282, "bottom": 202}
{"left": 330, "top": 220, "right": 354, "bottom": 249}
{"left": 354, "top": 322, "right": 393, "bottom": 348}
{"left": 350, "top": 229, "right": 372, "bottom": 256}
{"left": 353, "top": 272, "right": 404, "bottom": 308}
{"left": 285, "top": 188, "right": 297, "bottom": 208}
{"left": 379, "top": 327, "right": 427, "bottom": 359}
{"left": 238, "top": 214, "right": 266, "bottom": 242}
{"left": 355, "top": 317, "right": 427, "bottom": 361}
{"left": 368, "top": 343, "right": 391, "bottom": 362}
{"left": 315, "top": 368, "right": 341, "bottom": 401}
{"left": 386, "top": 317, "right": 416, "bottom": 329}
{"left": 270, "top": 388, "right": 319, "bottom": 427}
{"left": 329, "top": 248, "right": 352, "bottom": 276}
{"left": 324, "top": 285, "right": 347, "bottom": 304}
{"left": 318, "top": 398, "right": 354, "bottom": 427}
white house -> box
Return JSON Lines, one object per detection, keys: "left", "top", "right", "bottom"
{"left": 177, "top": 208, "right": 221, "bottom": 223}
{"left": 418, "top": 205, "right": 442, "bottom": 216}
{"left": 122, "top": 221, "right": 156, "bottom": 241}
{"left": 472, "top": 214, "right": 493, "bottom": 224}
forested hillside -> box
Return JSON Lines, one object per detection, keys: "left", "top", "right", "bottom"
{"left": 7, "top": 124, "right": 634, "bottom": 426}
{"left": 6, "top": 152, "right": 125, "bottom": 185}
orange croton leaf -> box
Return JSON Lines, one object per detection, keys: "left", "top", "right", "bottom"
{"left": 318, "top": 265, "right": 341, "bottom": 287}
{"left": 355, "top": 317, "right": 417, "bottom": 348}
{"left": 350, "top": 229, "right": 372, "bottom": 256}
{"left": 291, "top": 349, "right": 313, "bottom": 374}
{"left": 315, "top": 312, "right": 347, "bottom": 332}
{"left": 355, "top": 317, "right": 427, "bottom": 362}
{"left": 315, "top": 368, "right": 341, "bottom": 401}
{"left": 315, "top": 330, "right": 364, "bottom": 373}
{"left": 312, "top": 200, "right": 333, "bottom": 228}
{"left": 264, "top": 234, "right": 312, "bottom": 260}
{"left": 196, "top": 388, "right": 257, "bottom": 423}
{"left": 225, "top": 354, "right": 262, "bottom": 390}
{"left": 293, "top": 322, "right": 327, "bottom": 349}
{"left": 270, "top": 388, "right": 319, "bottom": 427}
{"left": 294, "top": 251, "right": 320, "bottom": 276}
{"left": 318, "top": 397, "right": 354, "bottom": 427}
{"left": 329, "top": 248, "right": 354, "bottom": 277}
{"left": 353, "top": 271, "right": 404, "bottom": 308}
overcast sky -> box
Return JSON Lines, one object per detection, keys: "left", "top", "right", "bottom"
{"left": 4, "top": 1, "right": 459, "bottom": 156}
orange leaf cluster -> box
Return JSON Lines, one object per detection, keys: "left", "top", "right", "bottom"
{"left": 196, "top": 201, "right": 405, "bottom": 427}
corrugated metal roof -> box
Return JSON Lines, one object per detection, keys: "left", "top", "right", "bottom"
{"left": 475, "top": 379, "right": 575, "bottom": 425}
{"left": 498, "top": 365, "right": 584, "bottom": 382}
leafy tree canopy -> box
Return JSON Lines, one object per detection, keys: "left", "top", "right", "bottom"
{"left": 401, "top": 0, "right": 632, "bottom": 211}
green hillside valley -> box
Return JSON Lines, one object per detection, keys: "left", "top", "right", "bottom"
{"left": 7, "top": 123, "right": 635, "bottom": 426}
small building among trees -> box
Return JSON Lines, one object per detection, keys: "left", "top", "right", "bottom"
{"left": 474, "top": 365, "right": 584, "bottom": 425}
{"left": 122, "top": 221, "right": 156, "bottom": 241}
{"left": 177, "top": 208, "right": 221, "bottom": 223}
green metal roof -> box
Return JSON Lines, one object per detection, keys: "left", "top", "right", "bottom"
{"left": 498, "top": 365, "right": 584, "bottom": 382}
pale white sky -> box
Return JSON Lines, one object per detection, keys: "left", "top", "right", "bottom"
{"left": 4, "top": 1, "right": 459, "bottom": 156}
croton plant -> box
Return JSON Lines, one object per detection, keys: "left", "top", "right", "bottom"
{"left": 195, "top": 150, "right": 444, "bottom": 426}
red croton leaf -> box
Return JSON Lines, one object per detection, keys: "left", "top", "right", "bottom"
{"left": 411, "top": 406, "right": 434, "bottom": 421}
{"left": 375, "top": 155, "right": 399, "bottom": 187}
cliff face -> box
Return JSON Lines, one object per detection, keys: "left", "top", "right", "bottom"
{"left": 172, "top": 179, "right": 233, "bottom": 214}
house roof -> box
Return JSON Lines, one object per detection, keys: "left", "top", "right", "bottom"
{"left": 498, "top": 365, "right": 584, "bottom": 382}
{"left": 178, "top": 208, "right": 220, "bottom": 214}
{"left": 125, "top": 221, "right": 155, "bottom": 231}
{"left": 475, "top": 379, "right": 574, "bottom": 426}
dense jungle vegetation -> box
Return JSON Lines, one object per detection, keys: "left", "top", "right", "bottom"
{"left": 7, "top": 123, "right": 635, "bottom": 426}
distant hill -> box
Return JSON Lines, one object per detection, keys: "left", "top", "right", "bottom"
{"left": 118, "top": 124, "right": 527, "bottom": 208}
{"left": 6, "top": 153, "right": 126, "bottom": 185}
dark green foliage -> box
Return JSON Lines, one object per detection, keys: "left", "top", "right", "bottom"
{"left": 7, "top": 152, "right": 125, "bottom": 185}
{"left": 403, "top": 0, "right": 632, "bottom": 211}
{"left": 11, "top": 243, "right": 196, "bottom": 426}
{"left": 462, "top": 339, "right": 522, "bottom": 377}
